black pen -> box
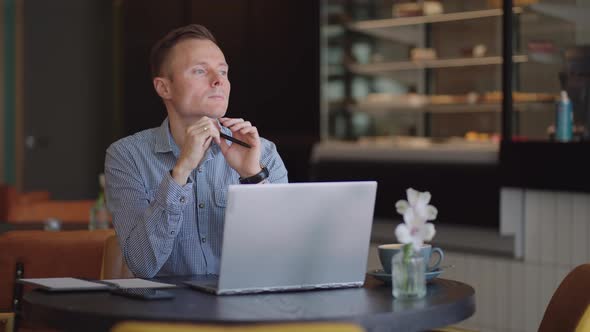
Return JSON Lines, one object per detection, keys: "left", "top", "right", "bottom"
{"left": 220, "top": 132, "right": 251, "bottom": 149}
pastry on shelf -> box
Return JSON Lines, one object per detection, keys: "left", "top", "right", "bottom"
{"left": 514, "top": 92, "right": 558, "bottom": 102}
{"left": 393, "top": 2, "right": 422, "bottom": 17}
{"left": 482, "top": 91, "right": 502, "bottom": 103}
{"left": 363, "top": 92, "right": 428, "bottom": 108}
{"left": 429, "top": 94, "right": 471, "bottom": 105}
{"left": 472, "top": 44, "right": 487, "bottom": 58}
{"left": 359, "top": 135, "right": 433, "bottom": 148}
{"left": 393, "top": 135, "right": 433, "bottom": 148}
{"left": 460, "top": 44, "right": 488, "bottom": 58}
{"left": 466, "top": 92, "right": 480, "bottom": 104}
{"left": 411, "top": 48, "right": 437, "bottom": 61}
{"left": 362, "top": 93, "right": 479, "bottom": 107}
{"left": 464, "top": 131, "right": 501, "bottom": 143}
{"left": 482, "top": 91, "right": 558, "bottom": 103}
{"left": 423, "top": 1, "right": 443, "bottom": 15}
{"left": 392, "top": 1, "right": 443, "bottom": 17}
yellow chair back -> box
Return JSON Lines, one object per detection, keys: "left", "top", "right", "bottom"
{"left": 111, "top": 321, "right": 365, "bottom": 332}
{"left": 0, "top": 312, "right": 14, "bottom": 332}
{"left": 100, "top": 234, "right": 134, "bottom": 279}
{"left": 576, "top": 305, "right": 590, "bottom": 332}
{"left": 539, "top": 264, "right": 590, "bottom": 332}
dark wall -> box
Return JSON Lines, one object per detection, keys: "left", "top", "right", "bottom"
{"left": 120, "top": 0, "right": 320, "bottom": 182}
{"left": 23, "top": 0, "right": 113, "bottom": 199}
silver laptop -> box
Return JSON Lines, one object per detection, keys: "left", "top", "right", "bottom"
{"left": 184, "top": 181, "right": 377, "bottom": 295}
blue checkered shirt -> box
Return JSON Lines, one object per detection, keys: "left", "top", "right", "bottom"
{"left": 104, "top": 118, "right": 288, "bottom": 278}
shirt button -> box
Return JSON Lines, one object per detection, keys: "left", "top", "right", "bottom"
{"left": 170, "top": 231, "right": 175, "bottom": 235}
{"left": 198, "top": 203, "right": 205, "bottom": 208}
{"left": 201, "top": 237, "right": 206, "bottom": 243}
{"left": 197, "top": 167, "right": 203, "bottom": 173}
{"left": 180, "top": 196, "right": 186, "bottom": 203}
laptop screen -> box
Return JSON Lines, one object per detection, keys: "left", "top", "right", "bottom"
{"left": 217, "top": 181, "right": 377, "bottom": 294}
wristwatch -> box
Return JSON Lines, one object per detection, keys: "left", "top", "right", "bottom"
{"left": 239, "top": 166, "right": 269, "bottom": 184}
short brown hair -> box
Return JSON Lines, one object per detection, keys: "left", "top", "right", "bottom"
{"left": 149, "top": 24, "right": 218, "bottom": 79}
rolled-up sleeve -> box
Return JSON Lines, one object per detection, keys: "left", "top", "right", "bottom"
{"left": 104, "top": 142, "right": 194, "bottom": 278}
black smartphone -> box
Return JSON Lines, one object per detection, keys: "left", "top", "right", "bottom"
{"left": 110, "top": 288, "right": 175, "bottom": 300}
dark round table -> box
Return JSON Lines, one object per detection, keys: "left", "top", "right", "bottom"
{"left": 22, "top": 276, "right": 475, "bottom": 332}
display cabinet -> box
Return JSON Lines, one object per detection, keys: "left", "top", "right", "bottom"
{"left": 315, "top": 0, "right": 590, "bottom": 226}
{"left": 320, "top": 0, "right": 569, "bottom": 147}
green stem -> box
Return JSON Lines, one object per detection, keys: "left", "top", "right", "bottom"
{"left": 403, "top": 243, "right": 412, "bottom": 264}
{"left": 402, "top": 244, "right": 412, "bottom": 293}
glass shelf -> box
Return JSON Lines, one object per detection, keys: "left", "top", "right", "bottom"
{"left": 348, "top": 55, "right": 529, "bottom": 74}
{"left": 349, "top": 7, "right": 523, "bottom": 29}
{"left": 349, "top": 101, "right": 554, "bottom": 115}
{"left": 347, "top": 7, "right": 523, "bottom": 44}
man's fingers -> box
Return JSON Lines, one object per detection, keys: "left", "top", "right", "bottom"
{"left": 219, "top": 117, "right": 244, "bottom": 128}
{"left": 202, "top": 135, "right": 213, "bottom": 148}
{"left": 218, "top": 137, "right": 230, "bottom": 154}
{"left": 187, "top": 123, "right": 220, "bottom": 141}
{"left": 227, "top": 121, "right": 252, "bottom": 132}
{"left": 239, "top": 126, "right": 259, "bottom": 136}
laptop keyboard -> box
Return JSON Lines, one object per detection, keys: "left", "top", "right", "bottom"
{"left": 184, "top": 275, "right": 219, "bottom": 291}
{"left": 201, "top": 282, "right": 218, "bottom": 288}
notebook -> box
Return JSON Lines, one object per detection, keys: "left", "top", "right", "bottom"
{"left": 18, "top": 277, "right": 176, "bottom": 291}
{"left": 18, "top": 278, "right": 110, "bottom": 291}
{"left": 184, "top": 181, "right": 377, "bottom": 295}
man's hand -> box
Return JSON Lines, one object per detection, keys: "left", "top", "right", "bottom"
{"left": 218, "top": 117, "right": 262, "bottom": 178}
{"left": 172, "top": 118, "right": 220, "bottom": 185}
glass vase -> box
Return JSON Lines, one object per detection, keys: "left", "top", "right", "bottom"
{"left": 89, "top": 204, "right": 110, "bottom": 230}
{"left": 391, "top": 248, "right": 426, "bottom": 299}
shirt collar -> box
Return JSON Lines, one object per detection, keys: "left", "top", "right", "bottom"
{"left": 154, "top": 117, "right": 225, "bottom": 161}
{"left": 154, "top": 118, "right": 175, "bottom": 154}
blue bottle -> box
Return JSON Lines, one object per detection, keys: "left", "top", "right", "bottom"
{"left": 556, "top": 90, "right": 573, "bottom": 142}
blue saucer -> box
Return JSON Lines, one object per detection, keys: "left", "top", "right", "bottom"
{"left": 367, "top": 268, "right": 443, "bottom": 284}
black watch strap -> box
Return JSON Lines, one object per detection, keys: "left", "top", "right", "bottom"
{"left": 239, "top": 166, "right": 269, "bottom": 184}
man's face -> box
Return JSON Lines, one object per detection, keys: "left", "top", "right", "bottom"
{"left": 162, "top": 38, "right": 230, "bottom": 119}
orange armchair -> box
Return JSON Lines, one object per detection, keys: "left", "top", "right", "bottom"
{"left": 0, "top": 184, "right": 95, "bottom": 225}
{"left": 0, "top": 185, "right": 50, "bottom": 221}
{"left": 6, "top": 200, "right": 96, "bottom": 224}
{"left": 0, "top": 229, "right": 114, "bottom": 331}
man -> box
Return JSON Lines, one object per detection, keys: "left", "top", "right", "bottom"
{"left": 105, "top": 24, "right": 288, "bottom": 278}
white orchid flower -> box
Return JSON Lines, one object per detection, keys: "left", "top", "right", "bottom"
{"left": 395, "top": 217, "right": 436, "bottom": 251}
{"left": 394, "top": 188, "right": 437, "bottom": 251}
{"left": 395, "top": 199, "right": 409, "bottom": 215}
{"left": 405, "top": 188, "right": 438, "bottom": 221}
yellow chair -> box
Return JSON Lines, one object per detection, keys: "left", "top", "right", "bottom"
{"left": 538, "top": 264, "right": 590, "bottom": 332}
{"left": 0, "top": 312, "right": 14, "bottom": 332}
{"left": 432, "top": 327, "right": 478, "bottom": 332}
{"left": 576, "top": 306, "right": 590, "bottom": 332}
{"left": 111, "top": 321, "right": 365, "bottom": 332}
{"left": 100, "top": 234, "right": 134, "bottom": 279}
